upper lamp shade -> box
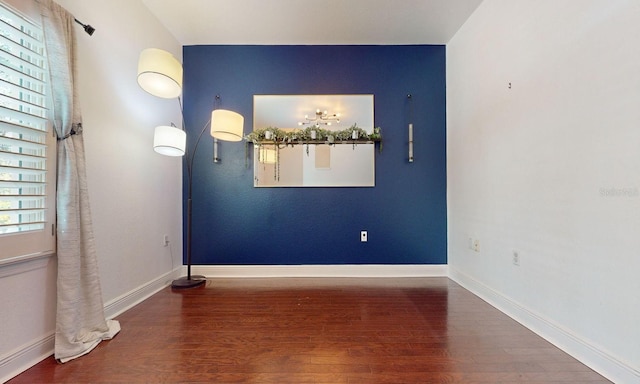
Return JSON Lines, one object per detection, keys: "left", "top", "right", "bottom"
{"left": 154, "top": 125, "right": 186, "bottom": 156}
{"left": 211, "top": 109, "right": 244, "bottom": 142}
{"left": 137, "top": 48, "right": 183, "bottom": 99}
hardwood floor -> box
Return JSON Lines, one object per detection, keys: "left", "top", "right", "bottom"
{"left": 9, "top": 278, "right": 610, "bottom": 383}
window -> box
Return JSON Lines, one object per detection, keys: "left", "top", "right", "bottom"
{"left": 0, "top": 1, "right": 55, "bottom": 261}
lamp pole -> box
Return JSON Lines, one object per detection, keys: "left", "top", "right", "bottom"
{"left": 137, "top": 49, "right": 243, "bottom": 289}
{"left": 171, "top": 112, "right": 212, "bottom": 289}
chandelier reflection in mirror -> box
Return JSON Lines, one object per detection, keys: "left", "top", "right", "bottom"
{"left": 298, "top": 109, "right": 341, "bottom": 127}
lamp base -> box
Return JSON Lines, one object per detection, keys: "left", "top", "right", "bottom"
{"left": 171, "top": 275, "right": 206, "bottom": 289}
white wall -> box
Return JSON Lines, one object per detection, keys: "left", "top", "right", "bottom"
{"left": 0, "top": 0, "right": 183, "bottom": 380}
{"left": 55, "top": 0, "right": 184, "bottom": 300}
{"left": 447, "top": 1, "right": 640, "bottom": 382}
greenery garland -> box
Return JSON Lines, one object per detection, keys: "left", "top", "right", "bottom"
{"left": 244, "top": 125, "right": 382, "bottom": 169}
{"left": 245, "top": 124, "right": 382, "bottom": 144}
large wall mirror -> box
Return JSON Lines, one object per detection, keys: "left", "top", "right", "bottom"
{"left": 252, "top": 95, "right": 376, "bottom": 187}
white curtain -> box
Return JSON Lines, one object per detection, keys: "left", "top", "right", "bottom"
{"left": 37, "top": 0, "right": 120, "bottom": 363}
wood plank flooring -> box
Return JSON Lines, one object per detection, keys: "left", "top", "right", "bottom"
{"left": 8, "top": 278, "right": 610, "bottom": 383}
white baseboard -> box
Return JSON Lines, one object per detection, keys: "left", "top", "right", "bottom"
{"left": 449, "top": 267, "right": 639, "bottom": 384}
{"left": 0, "top": 267, "right": 183, "bottom": 383}
{"left": 104, "top": 267, "right": 184, "bottom": 319}
{"left": 191, "top": 264, "right": 448, "bottom": 278}
{"left": 0, "top": 334, "right": 54, "bottom": 384}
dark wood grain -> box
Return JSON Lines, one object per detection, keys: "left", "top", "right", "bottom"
{"left": 8, "top": 278, "right": 610, "bottom": 383}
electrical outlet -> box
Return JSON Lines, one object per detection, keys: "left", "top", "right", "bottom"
{"left": 469, "top": 237, "right": 480, "bottom": 252}
{"left": 163, "top": 234, "right": 169, "bottom": 247}
{"left": 360, "top": 230, "right": 368, "bottom": 242}
{"left": 513, "top": 251, "right": 520, "bottom": 266}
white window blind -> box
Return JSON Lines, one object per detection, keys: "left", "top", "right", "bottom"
{"left": 0, "top": 2, "right": 55, "bottom": 260}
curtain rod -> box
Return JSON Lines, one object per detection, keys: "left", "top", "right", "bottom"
{"left": 74, "top": 18, "right": 95, "bottom": 36}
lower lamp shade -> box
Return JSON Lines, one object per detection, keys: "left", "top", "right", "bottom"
{"left": 154, "top": 125, "right": 186, "bottom": 156}
{"left": 211, "top": 109, "right": 244, "bottom": 142}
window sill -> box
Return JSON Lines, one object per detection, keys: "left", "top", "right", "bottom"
{"left": 0, "top": 251, "right": 55, "bottom": 278}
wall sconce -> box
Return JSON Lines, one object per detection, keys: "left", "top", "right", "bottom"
{"left": 409, "top": 123, "right": 414, "bottom": 163}
{"left": 213, "top": 138, "right": 220, "bottom": 163}
{"left": 408, "top": 94, "right": 414, "bottom": 163}
{"left": 137, "top": 48, "right": 244, "bottom": 289}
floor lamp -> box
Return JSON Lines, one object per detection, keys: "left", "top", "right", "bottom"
{"left": 137, "top": 48, "right": 244, "bottom": 289}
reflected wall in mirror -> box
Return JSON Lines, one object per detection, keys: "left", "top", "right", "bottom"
{"left": 252, "top": 95, "right": 376, "bottom": 187}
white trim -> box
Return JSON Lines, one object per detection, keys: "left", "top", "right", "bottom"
{"left": 191, "top": 264, "right": 448, "bottom": 278}
{"left": 0, "top": 252, "right": 54, "bottom": 278}
{"left": 0, "top": 334, "right": 54, "bottom": 384}
{"left": 104, "top": 267, "right": 184, "bottom": 319}
{"left": 448, "top": 267, "right": 640, "bottom": 384}
{"left": 1, "top": 0, "right": 40, "bottom": 25}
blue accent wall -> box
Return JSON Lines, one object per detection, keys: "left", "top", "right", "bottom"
{"left": 183, "top": 45, "right": 446, "bottom": 265}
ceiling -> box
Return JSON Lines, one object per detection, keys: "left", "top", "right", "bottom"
{"left": 141, "top": 0, "right": 484, "bottom": 46}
